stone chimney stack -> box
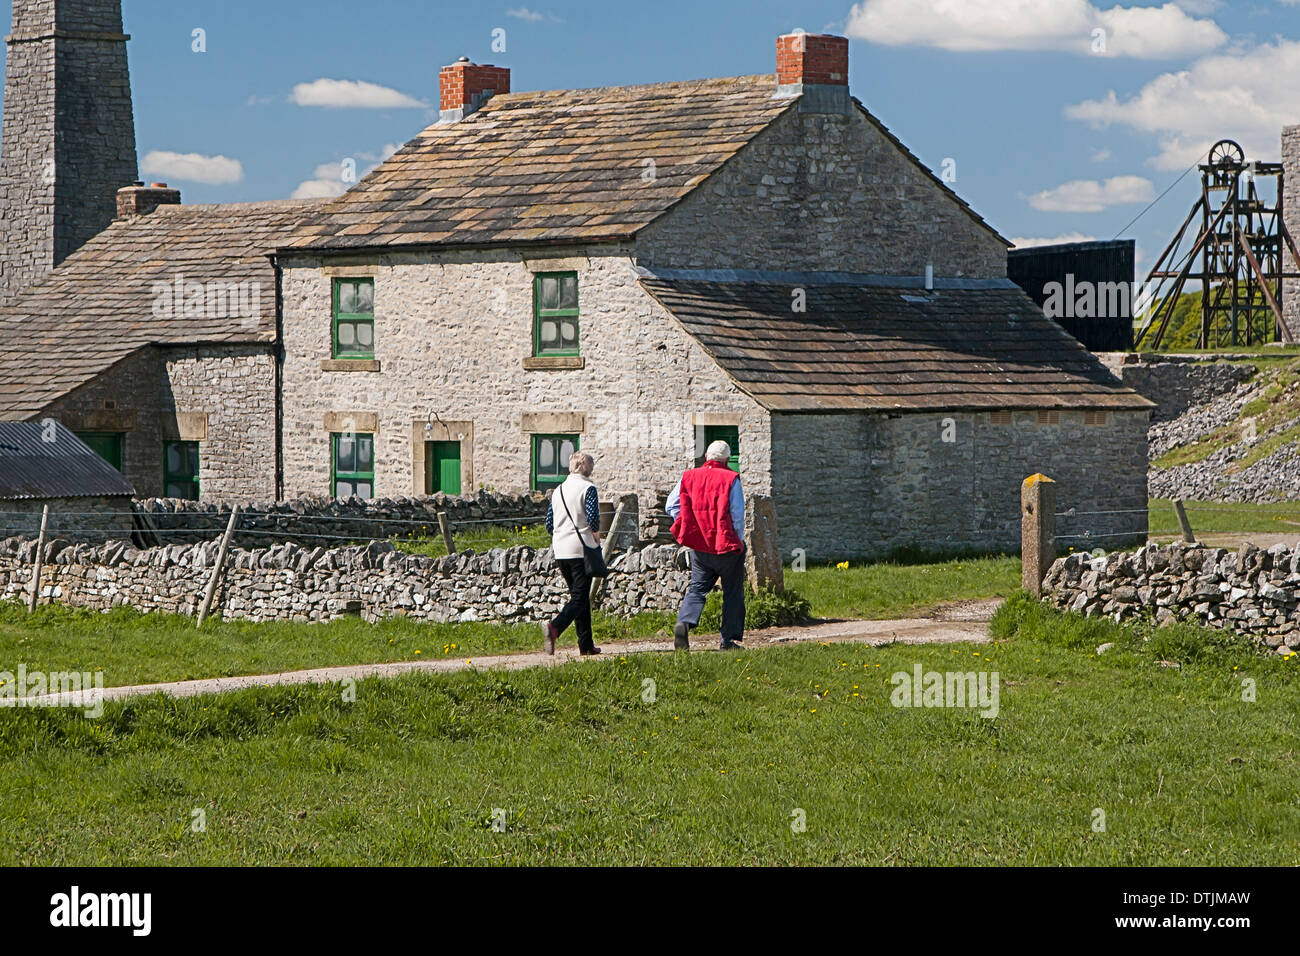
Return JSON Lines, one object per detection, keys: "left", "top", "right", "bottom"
{"left": 116, "top": 182, "right": 181, "bottom": 218}
{"left": 439, "top": 56, "right": 510, "bottom": 123}
{"left": 775, "top": 32, "right": 851, "bottom": 114}
{"left": 0, "top": 0, "right": 138, "bottom": 300}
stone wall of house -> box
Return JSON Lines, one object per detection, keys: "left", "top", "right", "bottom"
{"left": 0, "top": 535, "right": 690, "bottom": 624}
{"left": 40, "top": 344, "right": 277, "bottom": 501}
{"left": 635, "top": 104, "right": 1007, "bottom": 278}
{"left": 770, "top": 408, "right": 1150, "bottom": 561}
{"left": 278, "top": 246, "right": 771, "bottom": 518}
{"left": 42, "top": 346, "right": 163, "bottom": 494}
{"left": 1043, "top": 541, "right": 1300, "bottom": 652}
{"left": 162, "top": 345, "right": 277, "bottom": 501}
{"left": 1095, "top": 353, "right": 1256, "bottom": 423}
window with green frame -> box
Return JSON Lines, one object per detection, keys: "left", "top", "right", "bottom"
{"left": 531, "top": 434, "right": 578, "bottom": 491}
{"left": 75, "top": 431, "right": 124, "bottom": 471}
{"left": 533, "top": 272, "right": 579, "bottom": 356}
{"left": 697, "top": 424, "right": 740, "bottom": 472}
{"left": 163, "top": 440, "right": 200, "bottom": 500}
{"left": 332, "top": 432, "right": 374, "bottom": 500}
{"left": 333, "top": 278, "right": 375, "bottom": 358}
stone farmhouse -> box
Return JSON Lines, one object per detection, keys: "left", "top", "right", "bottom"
{"left": 0, "top": 1, "right": 1154, "bottom": 558}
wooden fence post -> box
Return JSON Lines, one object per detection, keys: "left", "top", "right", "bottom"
{"left": 590, "top": 500, "right": 628, "bottom": 607}
{"left": 27, "top": 504, "right": 49, "bottom": 614}
{"left": 1172, "top": 499, "right": 1196, "bottom": 544}
{"left": 437, "top": 511, "right": 455, "bottom": 555}
{"left": 1021, "top": 474, "right": 1056, "bottom": 597}
{"left": 197, "top": 506, "right": 240, "bottom": 628}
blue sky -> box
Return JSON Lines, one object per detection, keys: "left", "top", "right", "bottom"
{"left": 5, "top": 0, "right": 1300, "bottom": 271}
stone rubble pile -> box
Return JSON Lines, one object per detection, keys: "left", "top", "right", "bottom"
{"left": 1043, "top": 541, "right": 1300, "bottom": 652}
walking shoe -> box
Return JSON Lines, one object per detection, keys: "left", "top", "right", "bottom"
{"left": 579, "top": 646, "right": 602, "bottom": 656}
{"left": 673, "top": 621, "right": 691, "bottom": 651}
{"left": 542, "top": 622, "right": 558, "bottom": 655}
{"left": 719, "top": 639, "right": 744, "bottom": 651}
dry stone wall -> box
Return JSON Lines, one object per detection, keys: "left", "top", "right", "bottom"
{"left": 1043, "top": 542, "right": 1300, "bottom": 652}
{"left": 135, "top": 490, "right": 554, "bottom": 547}
{"left": 0, "top": 535, "right": 690, "bottom": 624}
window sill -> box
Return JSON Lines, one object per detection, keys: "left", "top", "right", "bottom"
{"left": 321, "top": 359, "right": 381, "bottom": 372}
{"left": 523, "top": 355, "right": 584, "bottom": 371}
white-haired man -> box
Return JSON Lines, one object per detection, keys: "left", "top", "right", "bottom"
{"left": 666, "top": 439, "right": 746, "bottom": 651}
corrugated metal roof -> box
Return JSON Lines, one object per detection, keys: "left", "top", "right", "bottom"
{"left": 0, "top": 422, "right": 136, "bottom": 500}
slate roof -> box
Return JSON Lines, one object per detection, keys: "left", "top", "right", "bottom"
{"left": 283, "top": 73, "right": 1005, "bottom": 253}
{"left": 0, "top": 199, "right": 322, "bottom": 419}
{"left": 282, "top": 75, "right": 778, "bottom": 250}
{"left": 638, "top": 273, "right": 1155, "bottom": 413}
{"left": 0, "top": 421, "right": 135, "bottom": 499}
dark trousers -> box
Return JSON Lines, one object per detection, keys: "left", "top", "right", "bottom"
{"left": 551, "top": 558, "right": 595, "bottom": 652}
{"left": 677, "top": 548, "right": 746, "bottom": 642}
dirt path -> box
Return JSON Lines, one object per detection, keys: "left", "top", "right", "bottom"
{"left": 20, "top": 599, "right": 1003, "bottom": 708}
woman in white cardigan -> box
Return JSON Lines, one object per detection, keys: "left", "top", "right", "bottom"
{"left": 541, "top": 451, "right": 603, "bottom": 656}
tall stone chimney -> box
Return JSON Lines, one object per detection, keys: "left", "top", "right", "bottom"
{"left": 0, "top": 0, "right": 138, "bottom": 300}
{"left": 1282, "top": 125, "right": 1300, "bottom": 342}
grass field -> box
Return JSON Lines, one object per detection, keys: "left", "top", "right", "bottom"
{"left": 2, "top": 594, "right": 1296, "bottom": 865}
{"left": 1147, "top": 497, "right": 1300, "bottom": 536}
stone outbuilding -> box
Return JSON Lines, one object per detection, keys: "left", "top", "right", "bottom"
{"left": 0, "top": 420, "right": 136, "bottom": 538}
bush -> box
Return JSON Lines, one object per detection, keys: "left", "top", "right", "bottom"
{"left": 695, "top": 587, "right": 813, "bottom": 633}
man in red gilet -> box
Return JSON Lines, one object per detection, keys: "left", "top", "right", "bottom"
{"left": 667, "top": 440, "right": 746, "bottom": 651}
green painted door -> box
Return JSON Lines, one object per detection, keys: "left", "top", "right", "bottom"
{"left": 704, "top": 425, "right": 740, "bottom": 472}
{"left": 426, "top": 441, "right": 461, "bottom": 495}
{"left": 75, "top": 431, "right": 124, "bottom": 471}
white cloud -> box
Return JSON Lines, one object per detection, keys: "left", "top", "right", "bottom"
{"left": 506, "top": 7, "right": 545, "bottom": 21}
{"left": 292, "top": 163, "right": 349, "bottom": 199}
{"left": 1066, "top": 38, "right": 1300, "bottom": 170}
{"left": 291, "top": 145, "right": 402, "bottom": 200}
{"left": 290, "top": 78, "right": 427, "bottom": 109}
{"left": 1090, "top": 148, "right": 1113, "bottom": 162}
{"left": 845, "top": 0, "right": 1226, "bottom": 58}
{"left": 140, "top": 150, "right": 243, "bottom": 185}
{"left": 1028, "top": 175, "right": 1154, "bottom": 212}
{"left": 1009, "top": 232, "right": 1099, "bottom": 248}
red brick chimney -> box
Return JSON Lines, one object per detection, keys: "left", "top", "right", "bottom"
{"left": 116, "top": 182, "right": 181, "bottom": 219}
{"left": 439, "top": 57, "right": 510, "bottom": 123}
{"left": 776, "top": 33, "right": 851, "bottom": 112}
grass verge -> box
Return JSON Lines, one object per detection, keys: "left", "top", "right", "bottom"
{"left": 2, "top": 621, "right": 1297, "bottom": 865}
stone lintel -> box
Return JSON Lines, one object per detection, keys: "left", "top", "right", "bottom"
{"left": 324, "top": 411, "right": 378, "bottom": 433}
{"left": 521, "top": 411, "right": 585, "bottom": 434}
{"left": 164, "top": 412, "right": 209, "bottom": 442}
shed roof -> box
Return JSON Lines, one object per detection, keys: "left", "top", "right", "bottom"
{"left": 638, "top": 272, "right": 1155, "bottom": 413}
{"left": 0, "top": 199, "right": 322, "bottom": 420}
{"left": 0, "top": 421, "right": 136, "bottom": 499}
